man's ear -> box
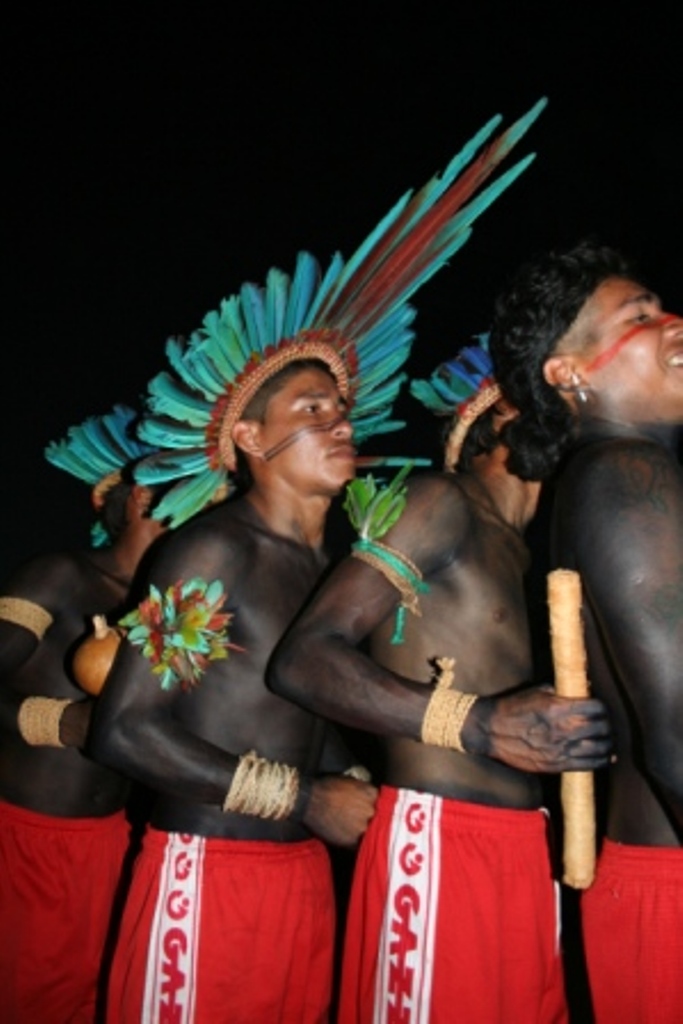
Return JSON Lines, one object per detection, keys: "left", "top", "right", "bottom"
{"left": 231, "top": 419, "right": 263, "bottom": 459}
{"left": 543, "top": 354, "right": 577, "bottom": 390}
{"left": 130, "top": 484, "right": 153, "bottom": 514}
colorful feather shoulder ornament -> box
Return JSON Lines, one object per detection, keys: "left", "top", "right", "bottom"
{"left": 118, "top": 577, "right": 243, "bottom": 691}
{"left": 410, "top": 333, "right": 501, "bottom": 471}
{"left": 345, "top": 461, "right": 429, "bottom": 645}
{"left": 135, "top": 98, "right": 547, "bottom": 528}
{"left": 44, "top": 404, "right": 156, "bottom": 547}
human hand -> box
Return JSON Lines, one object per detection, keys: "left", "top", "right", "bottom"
{"left": 462, "top": 685, "right": 612, "bottom": 773}
{"left": 303, "top": 775, "right": 378, "bottom": 847}
{"left": 59, "top": 699, "right": 94, "bottom": 749}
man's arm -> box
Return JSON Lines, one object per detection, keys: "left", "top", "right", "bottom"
{"left": 89, "top": 636, "right": 242, "bottom": 802}
{"left": 88, "top": 523, "right": 270, "bottom": 802}
{"left": 91, "top": 623, "right": 375, "bottom": 844}
{"left": 0, "top": 555, "right": 63, "bottom": 679}
{"left": 0, "top": 554, "right": 91, "bottom": 741}
{"left": 271, "top": 476, "right": 611, "bottom": 772}
{"left": 313, "top": 720, "right": 374, "bottom": 780}
{"left": 87, "top": 524, "right": 374, "bottom": 845}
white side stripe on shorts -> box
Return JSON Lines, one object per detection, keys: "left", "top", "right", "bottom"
{"left": 374, "top": 790, "right": 442, "bottom": 1024}
{"left": 142, "top": 832, "right": 205, "bottom": 1023}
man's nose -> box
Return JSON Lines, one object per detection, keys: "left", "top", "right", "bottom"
{"left": 331, "top": 414, "right": 353, "bottom": 439}
{"left": 662, "top": 312, "right": 683, "bottom": 334}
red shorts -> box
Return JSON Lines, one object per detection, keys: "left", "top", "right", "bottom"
{"left": 107, "top": 827, "right": 336, "bottom": 1023}
{"left": 338, "top": 786, "right": 567, "bottom": 1024}
{"left": 582, "top": 838, "right": 683, "bottom": 1023}
{"left": 0, "top": 800, "right": 130, "bottom": 1024}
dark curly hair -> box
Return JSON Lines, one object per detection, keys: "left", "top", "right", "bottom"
{"left": 489, "top": 239, "right": 635, "bottom": 480}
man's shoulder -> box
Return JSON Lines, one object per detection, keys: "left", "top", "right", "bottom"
{"left": 145, "top": 501, "right": 256, "bottom": 576}
{"left": 405, "top": 469, "right": 476, "bottom": 528}
{"left": 173, "top": 496, "right": 253, "bottom": 536}
{"left": 405, "top": 469, "right": 469, "bottom": 507}
{"left": 565, "top": 436, "right": 679, "bottom": 495}
{"left": 1, "top": 548, "right": 88, "bottom": 592}
{"left": 557, "top": 436, "right": 683, "bottom": 560}
{"left": 385, "top": 470, "right": 474, "bottom": 573}
{"left": 0, "top": 548, "right": 103, "bottom": 626}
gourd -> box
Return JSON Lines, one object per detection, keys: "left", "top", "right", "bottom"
{"left": 72, "top": 615, "right": 123, "bottom": 695}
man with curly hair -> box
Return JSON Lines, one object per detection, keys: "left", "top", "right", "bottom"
{"left": 489, "top": 239, "right": 683, "bottom": 1023}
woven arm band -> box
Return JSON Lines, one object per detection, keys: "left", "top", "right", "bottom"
{"left": 0, "top": 598, "right": 53, "bottom": 640}
{"left": 420, "top": 659, "right": 477, "bottom": 753}
{"left": 352, "top": 539, "right": 429, "bottom": 644}
{"left": 17, "top": 697, "right": 74, "bottom": 748}
{"left": 421, "top": 688, "right": 478, "bottom": 752}
{"left": 222, "top": 750, "right": 300, "bottom": 820}
{"left": 352, "top": 539, "right": 427, "bottom": 613}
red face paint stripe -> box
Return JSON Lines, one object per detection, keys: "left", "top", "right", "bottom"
{"left": 584, "top": 315, "right": 678, "bottom": 373}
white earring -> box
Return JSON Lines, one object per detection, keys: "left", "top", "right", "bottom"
{"left": 570, "top": 372, "right": 589, "bottom": 404}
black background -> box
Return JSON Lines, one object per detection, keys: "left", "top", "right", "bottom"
{"left": 3, "top": 1, "right": 682, "bottom": 579}
{"left": 4, "top": 8, "right": 680, "bottom": 1016}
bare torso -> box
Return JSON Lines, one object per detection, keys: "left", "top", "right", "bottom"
{"left": 92, "top": 498, "right": 340, "bottom": 840}
{"left": 0, "top": 550, "right": 133, "bottom": 816}
{"left": 371, "top": 473, "right": 542, "bottom": 808}
{"left": 553, "top": 432, "right": 683, "bottom": 846}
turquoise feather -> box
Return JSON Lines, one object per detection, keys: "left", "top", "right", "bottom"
{"left": 145, "top": 469, "right": 229, "bottom": 525}
{"left": 145, "top": 373, "right": 214, "bottom": 425}
{"left": 283, "top": 252, "right": 320, "bottom": 338}
{"left": 44, "top": 404, "right": 156, "bottom": 547}
{"left": 45, "top": 405, "right": 154, "bottom": 484}
{"left": 135, "top": 100, "right": 547, "bottom": 528}
{"left": 410, "top": 334, "right": 496, "bottom": 416}
{"left": 265, "top": 267, "right": 290, "bottom": 343}
{"left": 134, "top": 449, "right": 211, "bottom": 483}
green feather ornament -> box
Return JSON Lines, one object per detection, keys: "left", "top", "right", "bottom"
{"left": 345, "top": 464, "right": 429, "bottom": 644}
{"left": 343, "top": 461, "right": 413, "bottom": 541}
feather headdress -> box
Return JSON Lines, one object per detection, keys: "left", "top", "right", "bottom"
{"left": 135, "top": 98, "right": 546, "bottom": 528}
{"left": 410, "top": 333, "right": 501, "bottom": 471}
{"left": 45, "top": 404, "right": 157, "bottom": 547}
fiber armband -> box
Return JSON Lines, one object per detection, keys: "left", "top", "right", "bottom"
{"left": 344, "top": 466, "right": 426, "bottom": 645}
{"left": 351, "top": 539, "right": 429, "bottom": 645}
{"left": 421, "top": 657, "right": 477, "bottom": 753}
{"left": 222, "top": 750, "right": 300, "bottom": 820}
{"left": 0, "top": 597, "right": 53, "bottom": 640}
{"left": 17, "top": 696, "right": 74, "bottom": 748}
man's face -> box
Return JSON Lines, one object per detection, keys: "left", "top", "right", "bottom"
{"left": 564, "top": 276, "right": 683, "bottom": 425}
{"left": 254, "top": 366, "right": 356, "bottom": 494}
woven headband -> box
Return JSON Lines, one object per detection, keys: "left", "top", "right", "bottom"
{"left": 444, "top": 381, "right": 502, "bottom": 471}
{"left": 215, "top": 337, "right": 351, "bottom": 471}
{"left": 91, "top": 470, "right": 124, "bottom": 511}
{"left": 410, "top": 336, "right": 502, "bottom": 471}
